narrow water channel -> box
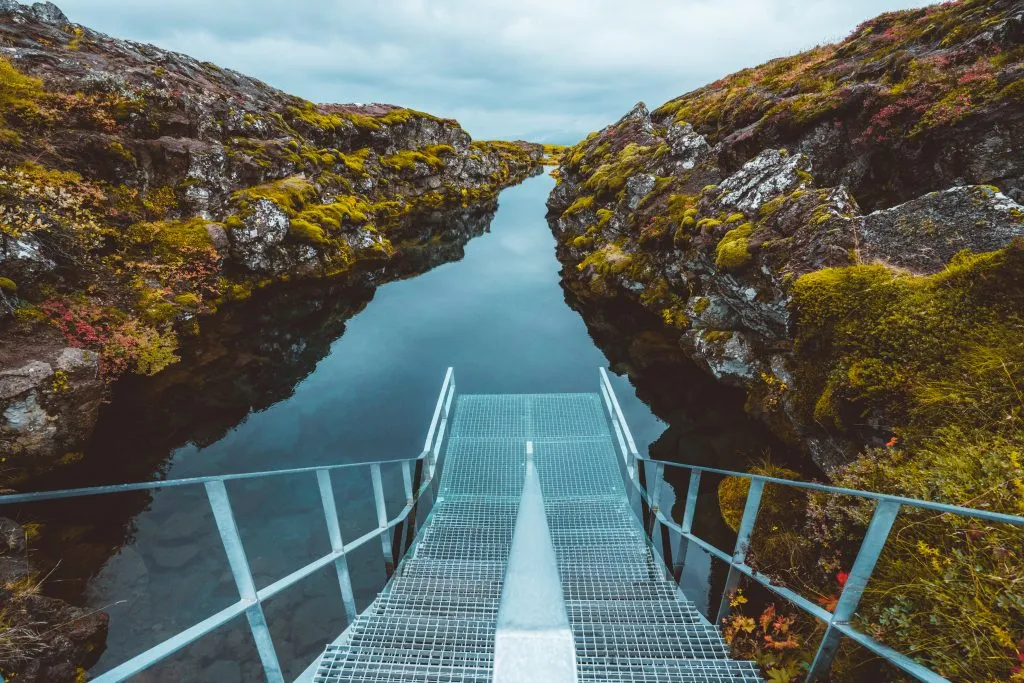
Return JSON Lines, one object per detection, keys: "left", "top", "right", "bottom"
{"left": 28, "top": 173, "right": 781, "bottom": 681}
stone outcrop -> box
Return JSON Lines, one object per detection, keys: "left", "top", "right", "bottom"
{"left": 1, "top": 346, "right": 103, "bottom": 484}
{"left": 548, "top": 0, "right": 1024, "bottom": 470}
{"left": 0, "top": 1, "right": 542, "bottom": 484}
{"left": 0, "top": 517, "right": 108, "bottom": 682}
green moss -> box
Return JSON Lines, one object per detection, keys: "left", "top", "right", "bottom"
{"left": 285, "top": 102, "right": 348, "bottom": 131}
{"left": 107, "top": 140, "right": 135, "bottom": 164}
{"left": 0, "top": 277, "right": 15, "bottom": 292}
{"left": 725, "top": 212, "right": 746, "bottom": 223}
{"left": 380, "top": 144, "right": 455, "bottom": 172}
{"left": 172, "top": 293, "right": 201, "bottom": 308}
{"left": 704, "top": 329, "right": 734, "bottom": 343}
{"left": 570, "top": 234, "right": 593, "bottom": 249}
{"left": 715, "top": 222, "right": 754, "bottom": 271}
{"left": 791, "top": 241, "right": 1024, "bottom": 438}
{"left": 718, "top": 461, "right": 801, "bottom": 532}
{"left": 338, "top": 148, "right": 371, "bottom": 173}
{"left": 577, "top": 243, "right": 633, "bottom": 276}
{"left": 294, "top": 196, "right": 369, "bottom": 233}
{"left": 128, "top": 218, "right": 214, "bottom": 260}
{"left": 0, "top": 56, "right": 46, "bottom": 142}
{"left": 595, "top": 208, "right": 614, "bottom": 228}
{"left": 696, "top": 218, "right": 722, "bottom": 231}
{"left": 565, "top": 195, "right": 594, "bottom": 215}
{"left": 660, "top": 307, "right": 690, "bottom": 329}
{"left": 234, "top": 176, "right": 318, "bottom": 216}
{"left": 999, "top": 79, "right": 1024, "bottom": 102}
{"left": 692, "top": 297, "right": 710, "bottom": 315}
{"left": 289, "top": 218, "right": 328, "bottom": 244}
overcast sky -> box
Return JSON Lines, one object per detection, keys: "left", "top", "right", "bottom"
{"left": 54, "top": 0, "right": 934, "bottom": 144}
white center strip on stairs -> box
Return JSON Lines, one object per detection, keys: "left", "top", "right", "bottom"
{"left": 494, "top": 440, "right": 578, "bottom": 683}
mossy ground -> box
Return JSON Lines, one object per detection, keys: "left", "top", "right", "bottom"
{"left": 0, "top": 36, "right": 541, "bottom": 389}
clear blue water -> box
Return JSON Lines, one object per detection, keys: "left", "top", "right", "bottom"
{"left": 52, "top": 173, "right": 677, "bottom": 681}
{"left": 20, "top": 172, "right": 789, "bottom": 680}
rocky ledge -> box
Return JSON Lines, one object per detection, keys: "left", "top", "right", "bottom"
{"left": 549, "top": 0, "right": 1023, "bottom": 471}
{"left": 0, "top": 517, "right": 108, "bottom": 681}
{"left": 548, "top": 1, "right": 1023, "bottom": 677}
{"left": 0, "top": 1, "right": 542, "bottom": 486}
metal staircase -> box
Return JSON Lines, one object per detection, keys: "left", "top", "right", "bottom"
{"left": 311, "top": 391, "right": 759, "bottom": 682}
{"left": 3, "top": 368, "right": 1022, "bottom": 682}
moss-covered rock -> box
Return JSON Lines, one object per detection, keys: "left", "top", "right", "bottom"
{"left": 0, "top": 1, "right": 543, "bottom": 488}
{"left": 548, "top": 1, "right": 1024, "bottom": 678}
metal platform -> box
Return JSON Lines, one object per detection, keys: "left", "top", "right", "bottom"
{"left": 8, "top": 368, "right": 1020, "bottom": 682}
{"left": 311, "top": 392, "right": 760, "bottom": 682}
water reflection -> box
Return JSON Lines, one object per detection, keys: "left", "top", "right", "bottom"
{"left": 21, "top": 173, "right": 799, "bottom": 680}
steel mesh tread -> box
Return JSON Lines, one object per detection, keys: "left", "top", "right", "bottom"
{"left": 315, "top": 646, "right": 492, "bottom": 683}
{"left": 566, "top": 599, "right": 707, "bottom": 625}
{"left": 315, "top": 392, "right": 760, "bottom": 683}
{"left": 370, "top": 595, "right": 498, "bottom": 621}
{"left": 576, "top": 657, "right": 762, "bottom": 683}
{"left": 572, "top": 622, "right": 731, "bottom": 659}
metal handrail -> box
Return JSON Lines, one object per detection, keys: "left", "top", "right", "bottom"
{"left": 0, "top": 367, "right": 457, "bottom": 683}
{"left": 597, "top": 367, "right": 1024, "bottom": 683}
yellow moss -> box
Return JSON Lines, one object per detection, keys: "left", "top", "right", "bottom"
{"left": 661, "top": 307, "right": 691, "bottom": 329}
{"left": 128, "top": 218, "right": 214, "bottom": 259}
{"left": 565, "top": 195, "right": 595, "bottom": 215}
{"left": 380, "top": 144, "right": 454, "bottom": 172}
{"left": 718, "top": 461, "right": 801, "bottom": 532}
{"left": 338, "top": 148, "right": 371, "bottom": 173}
{"left": 0, "top": 55, "right": 45, "bottom": 141}
{"left": 289, "top": 218, "right": 328, "bottom": 244}
{"left": 578, "top": 243, "right": 633, "bottom": 276}
{"left": 715, "top": 222, "right": 754, "bottom": 270}
{"left": 234, "top": 176, "right": 318, "bottom": 216}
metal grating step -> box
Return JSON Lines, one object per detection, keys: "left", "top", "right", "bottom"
{"left": 572, "top": 622, "right": 732, "bottom": 659}
{"left": 576, "top": 657, "right": 762, "bottom": 683}
{"left": 566, "top": 599, "right": 708, "bottom": 625}
{"left": 312, "top": 392, "right": 761, "bottom": 683}
{"left": 370, "top": 594, "right": 498, "bottom": 621}
{"left": 396, "top": 560, "right": 507, "bottom": 583}
{"left": 315, "top": 647, "right": 492, "bottom": 683}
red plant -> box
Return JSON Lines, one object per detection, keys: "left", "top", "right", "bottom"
{"left": 41, "top": 298, "right": 110, "bottom": 349}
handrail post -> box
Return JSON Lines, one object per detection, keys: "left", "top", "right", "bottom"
{"left": 205, "top": 481, "right": 284, "bottom": 683}
{"left": 316, "top": 469, "right": 358, "bottom": 623}
{"left": 806, "top": 500, "right": 901, "bottom": 682}
{"left": 646, "top": 464, "right": 663, "bottom": 538}
{"left": 403, "top": 458, "right": 425, "bottom": 558}
{"left": 635, "top": 457, "right": 651, "bottom": 530}
{"left": 673, "top": 469, "right": 701, "bottom": 583}
{"left": 429, "top": 378, "right": 456, "bottom": 479}
{"left": 715, "top": 479, "right": 764, "bottom": 624}
{"left": 401, "top": 461, "right": 413, "bottom": 503}
{"left": 370, "top": 463, "right": 395, "bottom": 576}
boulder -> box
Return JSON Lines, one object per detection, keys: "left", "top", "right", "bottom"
{"left": 859, "top": 186, "right": 1024, "bottom": 273}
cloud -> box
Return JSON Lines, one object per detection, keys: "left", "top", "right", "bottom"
{"left": 53, "top": 0, "right": 934, "bottom": 143}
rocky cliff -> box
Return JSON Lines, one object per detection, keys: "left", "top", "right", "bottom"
{"left": 549, "top": 2, "right": 1023, "bottom": 677}
{"left": 549, "top": 0, "right": 1023, "bottom": 471}
{"left": 0, "top": 1, "right": 542, "bottom": 487}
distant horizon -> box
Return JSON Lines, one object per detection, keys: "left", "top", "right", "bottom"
{"left": 52, "top": 0, "right": 935, "bottom": 144}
